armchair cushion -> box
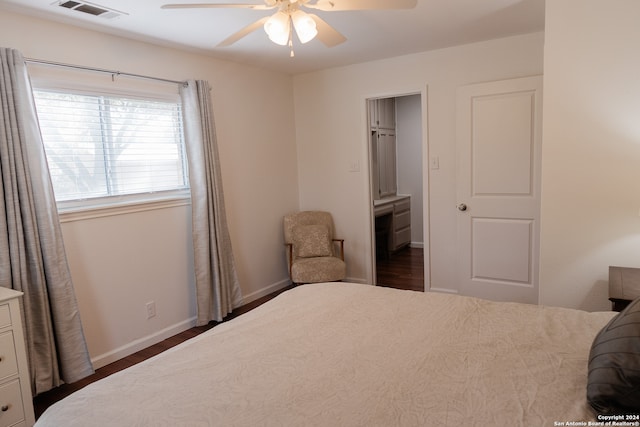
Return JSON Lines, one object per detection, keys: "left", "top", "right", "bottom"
{"left": 293, "top": 224, "right": 332, "bottom": 258}
{"left": 291, "top": 256, "right": 346, "bottom": 284}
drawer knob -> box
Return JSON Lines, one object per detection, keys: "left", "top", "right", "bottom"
{"left": 1, "top": 405, "right": 8, "bottom": 412}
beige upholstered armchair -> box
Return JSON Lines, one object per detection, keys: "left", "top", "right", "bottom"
{"left": 283, "top": 211, "right": 346, "bottom": 284}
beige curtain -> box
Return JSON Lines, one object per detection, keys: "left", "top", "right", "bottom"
{"left": 181, "top": 80, "right": 243, "bottom": 326}
{"left": 0, "top": 48, "right": 93, "bottom": 394}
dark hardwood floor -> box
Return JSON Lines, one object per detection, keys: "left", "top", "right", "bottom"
{"left": 34, "top": 251, "right": 423, "bottom": 419}
{"left": 376, "top": 246, "right": 424, "bottom": 291}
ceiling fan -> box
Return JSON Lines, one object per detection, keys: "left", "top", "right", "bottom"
{"left": 162, "top": 0, "right": 417, "bottom": 56}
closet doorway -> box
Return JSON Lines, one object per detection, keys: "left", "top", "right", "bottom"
{"left": 368, "top": 93, "right": 425, "bottom": 291}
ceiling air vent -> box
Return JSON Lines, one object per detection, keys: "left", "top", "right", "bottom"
{"left": 55, "top": 1, "right": 128, "bottom": 19}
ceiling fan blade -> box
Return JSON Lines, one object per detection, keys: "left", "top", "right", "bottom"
{"left": 308, "top": 14, "right": 346, "bottom": 47}
{"left": 216, "top": 16, "right": 270, "bottom": 47}
{"left": 162, "top": 3, "right": 274, "bottom": 10}
{"left": 306, "top": 0, "right": 416, "bottom": 11}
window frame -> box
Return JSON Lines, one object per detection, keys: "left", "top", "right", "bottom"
{"left": 31, "top": 77, "right": 191, "bottom": 222}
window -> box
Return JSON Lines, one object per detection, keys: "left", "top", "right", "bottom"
{"left": 33, "top": 89, "right": 189, "bottom": 211}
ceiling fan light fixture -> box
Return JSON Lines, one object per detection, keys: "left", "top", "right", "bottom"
{"left": 291, "top": 10, "right": 317, "bottom": 44}
{"left": 264, "top": 11, "right": 290, "bottom": 46}
{"left": 163, "top": 0, "right": 416, "bottom": 52}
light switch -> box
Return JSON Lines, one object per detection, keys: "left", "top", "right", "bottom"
{"left": 430, "top": 156, "right": 440, "bottom": 170}
{"left": 349, "top": 160, "right": 360, "bottom": 172}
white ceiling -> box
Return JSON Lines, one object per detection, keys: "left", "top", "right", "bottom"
{"left": 0, "top": 0, "right": 545, "bottom": 74}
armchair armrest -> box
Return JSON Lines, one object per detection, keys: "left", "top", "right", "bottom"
{"left": 332, "top": 239, "right": 345, "bottom": 261}
{"left": 285, "top": 243, "right": 293, "bottom": 278}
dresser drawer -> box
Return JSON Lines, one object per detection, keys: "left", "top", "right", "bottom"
{"left": 0, "top": 379, "right": 25, "bottom": 427}
{"left": 0, "top": 289, "right": 33, "bottom": 427}
{"left": 394, "top": 211, "right": 411, "bottom": 231}
{"left": 394, "top": 227, "right": 411, "bottom": 248}
{"left": 0, "top": 305, "right": 10, "bottom": 330}
{"left": 394, "top": 199, "right": 410, "bottom": 214}
{"left": 0, "top": 332, "right": 18, "bottom": 382}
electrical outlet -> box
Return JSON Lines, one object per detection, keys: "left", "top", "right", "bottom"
{"left": 146, "top": 301, "right": 156, "bottom": 319}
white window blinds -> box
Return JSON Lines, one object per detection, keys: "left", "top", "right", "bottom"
{"left": 33, "top": 90, "right": 188, "bottom": 203}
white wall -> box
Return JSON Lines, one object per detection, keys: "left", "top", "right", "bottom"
{"left": 60, "top": 207, "right": 195, "bottom": 363}
{"left": 7, "top": 0, "right": 630, "bottom": 371}
{"left": 396, "top": 95, "right": 424, "bottom": 246}
{"left": 293, "top": 32, "right": 544, "bottom": 290}
{"left": 540, "top": 0, "right": 640, "bottom": 311}
{"left": 0, "top": 10, "right": 299, "bottom": 367}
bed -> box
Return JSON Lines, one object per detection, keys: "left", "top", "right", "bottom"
{"left": 36, "top": 282, "right": 628, "bottom": 426}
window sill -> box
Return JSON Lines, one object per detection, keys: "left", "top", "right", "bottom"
{"left": 58, "top": 193, "right": 191, "bottom": 223}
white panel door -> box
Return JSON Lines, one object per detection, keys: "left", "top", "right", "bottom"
{"left": 456, "top": 76, "right": 542, "bottom": 304}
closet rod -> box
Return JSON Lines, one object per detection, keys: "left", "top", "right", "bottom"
{"left": 24, "top": 58, "right": 188, "bottom": 87}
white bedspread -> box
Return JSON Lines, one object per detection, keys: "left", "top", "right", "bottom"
{"left": 36, "top": 282, "right": 615, "bottom": 426}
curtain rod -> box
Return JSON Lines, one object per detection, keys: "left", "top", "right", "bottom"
{"left": 25, "top": 58, "right": 188, "bottom": 87}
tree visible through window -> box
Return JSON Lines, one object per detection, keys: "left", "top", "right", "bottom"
{"left": 33, "top": 90, "right": 188, "bottom": 203}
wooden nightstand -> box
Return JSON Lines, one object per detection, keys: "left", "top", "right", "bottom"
{"left": 609, "top": 266, "right": 640, "bottom": 312}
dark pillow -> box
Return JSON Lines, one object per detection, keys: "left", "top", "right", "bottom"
{"left": 587, "top": 297, "right": 640, "bottom": 415}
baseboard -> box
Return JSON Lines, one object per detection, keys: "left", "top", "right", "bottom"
{"left": 90, "top": 279, "right": 319, "bottom": 370}
{"left": 91, "top": 317, "right": 196, "bottom": 369}
{"left": 428, "top": 287, "right": 459, "bottom": 295}
{"left": 410, "top": 242, "right": 424, "bottom": 249}
{"left": 240, "top": 279, "right": 291, "bottom": 305}
{"left": 345, "top": 277, "right": 369, "bottom": 285}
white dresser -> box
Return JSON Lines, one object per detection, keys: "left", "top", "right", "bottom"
{"left": 0, "top": 288, "right": 35, "bottom": 427}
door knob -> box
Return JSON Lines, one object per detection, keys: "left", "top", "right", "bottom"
{"left": 457, "top": 203, "right": 467, "bottom": 212}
